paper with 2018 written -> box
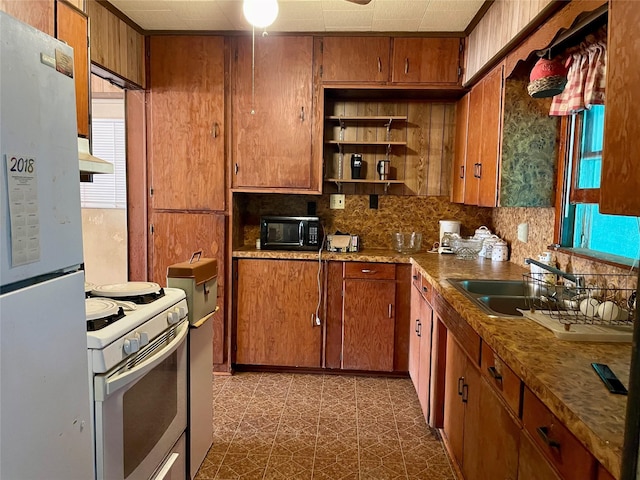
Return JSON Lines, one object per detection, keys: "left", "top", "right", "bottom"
{"left": 5, "top": 154, "right": 40, "bottom": 266}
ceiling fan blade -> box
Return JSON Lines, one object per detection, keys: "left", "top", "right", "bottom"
{"left": 344, "top": 0, "right": 372, "bottom": 4}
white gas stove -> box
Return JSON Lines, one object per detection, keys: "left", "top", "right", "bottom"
{"left": 85, "top": 281, "right": 189, "bottom": 480}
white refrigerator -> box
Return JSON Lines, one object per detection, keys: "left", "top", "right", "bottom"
{"left": 0, "top": 11, "right": 94, "bottom": 479}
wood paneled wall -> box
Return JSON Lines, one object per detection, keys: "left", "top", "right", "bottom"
{"left": 465, "top": 0, "right": 554, "bottom": 83}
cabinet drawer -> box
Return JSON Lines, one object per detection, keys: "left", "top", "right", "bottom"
{"left": 481, "top": 343, "right": 522, "bottom": 417}
{"left": 419, "top": 276, "right": 433, "bottom": 304}
{"left": 522, "top": 387, "right": 596, "bottom": 480}
{"left": 344, "top": 262, "right": 395, "bottom": 280}
{"left": 411, "top": 265, "right": 422, "bottom": 289}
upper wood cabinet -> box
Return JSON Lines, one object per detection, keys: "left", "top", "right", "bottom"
{"left": 55, "top": 0, "right": 89, "bottom": 138}
{"left": 0, "top": 0, "right": 54, "bottom": 35}
{"left": 85, "top": 0, "right": 145, "bottom": 87}
{"left": 231, "top": 35, "right": 319, "bottom": 192}
{"left": 147, "top": 36, "right": 225, "bottom": 212}
{"left": 391, "top": 37, "right": 462, "bottom": 85}
{"left": 319, "top": 36, "right": 390, "bottom": 83}
{"left": 235, "top": 259, "right": 322, "bottom": 368}
{"left": 451, "top": 93, "right": 469, "bottom": 203}
{"left": 600, "top": 0, "right": 640, "bottom": 216}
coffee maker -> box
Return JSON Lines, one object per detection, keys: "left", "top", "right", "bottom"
{"left": 438, "top": 219, "right": 461, "bottom": 254}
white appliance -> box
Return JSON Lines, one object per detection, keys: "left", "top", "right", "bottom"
{"left": 0, "top": 11, "right": 94, "bottom": 479}
{"left": 438, "top": 219, "right": 461, "bottom": 254}
{"left": 87, "top": 282, "right": 189, "bottom": 480}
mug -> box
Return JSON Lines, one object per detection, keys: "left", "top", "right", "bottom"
{"left": 351, "top": 154, "right": 363, "bottom": 179}
{"left": 377, "top": 160, "right": 390, "bottom": 180}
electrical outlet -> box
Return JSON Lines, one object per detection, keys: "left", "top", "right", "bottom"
{"left": 330, "top": 194, "right": 345, "bottom": 210}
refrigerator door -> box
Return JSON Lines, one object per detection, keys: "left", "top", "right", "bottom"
{"left": 0, "top": 12, "right": 83, "bottom": 287}
{"left": 0, "top": 270, "right": 93, "bottom": 479}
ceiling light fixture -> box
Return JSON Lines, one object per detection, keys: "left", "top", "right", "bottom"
{"left": 242, "top": 0, "right": 279, "bottom": 28}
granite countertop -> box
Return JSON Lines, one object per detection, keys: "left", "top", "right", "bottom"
{"left": 410, "top": 253, "right": 629, "bottom": 480}
{"left": 232, "top": 247, "right": 629, "bottom": 477}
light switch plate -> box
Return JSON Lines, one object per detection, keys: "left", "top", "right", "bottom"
{"left": 330, "top": 194, "right": 345, "bottom": 210}
{"left": 517, "top": 223, "right": 529, "bottom": 242}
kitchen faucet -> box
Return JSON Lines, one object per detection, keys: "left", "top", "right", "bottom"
{"left": 524, "top": 257, "right": 584, "bottom": 287}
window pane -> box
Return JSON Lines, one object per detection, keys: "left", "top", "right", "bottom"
{"left": 576, "top": 105, "right": 604, "bottom": 189}
{"left": 573, "top": 203, "right": 640, "bottom": 259}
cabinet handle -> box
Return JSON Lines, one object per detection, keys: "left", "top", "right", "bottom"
{"left": 300, "top": 106, "right": 305, "bottom": 122}
{"left": 487, "top": 366, "right": 502, "bottom": 381}
{"left": 377, "top": 57, "right": 382, "bottom": 73}
{"left": 422, "top": 285, "right": 428, "bottom": 294}
{"left": 477, "top": 163, "right": 482, "bottom": 178}
{"left": 415, "top": 319, "right": 420, "bottom": 334}
{"left": 412, "top": 274, "right": 418, "bottom": 280}
{"left": 388, "top": 303, "right": 393, "bottom": 319}
{"left": 536, "top": 426, "right": 561, "bottom": 450}
{"left": 211, "top": 122, "right": 220, "bottom": 138}
{"left": 404, "top": 58, "right": 409, "bottom": 74}
{"left": 361, "top": 269, "right": 376, "bottom": 274}
{"left": 416, "top": 320, "right": 421, "bottom": 337}
{"left": 234, "top": 163, "right": 239, "bottom": 175}
{"left": 459, "top": 165, "right": 465, "bottom": 179}
{"left": 462, "top": 383, "right": 469, "bottom": 403}
{"left": 473, "top": 163, "right": 481, "bottom": 178}
{"left": 457, "top": 377, "right": 464, "bottom": 396}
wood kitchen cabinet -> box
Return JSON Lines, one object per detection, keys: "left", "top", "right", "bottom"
{"left": 391, "top": 37, "right": 462, "bottom": 85}
{"left": 232, "top": 35, "right": 319, "bottom": 192}
{"left": 150, "top": 212, "right": 227, "bottom": 366}
{"left": 342, "top": 262, "right": 396, "bottom": 371}
{"left": 517, "top": 430, "right": 562, "bottom": 480}
{"left": 463, "top": 62, "right": 502, "bottom": 207}
{"left": 319, "top": 36, "right": 390, "bottom": 84}
{"left": 600, "top": 0, "right": 640, "bottom": 216}
{"left": 235, "top": 259, "right": 322, "bottom": 368}
{"left": 451, "top": 93, "right": 469, "bottom": 203}
{"left": 147, "top": 35, "right": 225, "bottom": 212}
{"left": 55, "top": 0, "right": 89, "bottom": 138}
{"left": 442, "top": 334, "right": 482, "bottom": 479}
{"left": 0, "top": 0, "right": 53, "bottom": 35}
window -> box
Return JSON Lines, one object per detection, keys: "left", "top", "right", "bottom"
{"left": 561, "top": 105, "right": 640, "bottom": 261}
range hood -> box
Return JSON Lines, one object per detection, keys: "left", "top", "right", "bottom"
{"left": 78, "top": 137, "right": 113, "bottom": 182}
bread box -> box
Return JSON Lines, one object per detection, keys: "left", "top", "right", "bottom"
{"left": 167, "top": 252, "right": 218, "bottom": 325}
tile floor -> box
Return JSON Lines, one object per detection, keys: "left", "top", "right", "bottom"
{"left": 195, "top": 372, "right": 456, "bottom": 480}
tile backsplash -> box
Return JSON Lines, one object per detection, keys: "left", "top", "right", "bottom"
{"left": 237, "top": 193, "right": 493, "bottom": 250}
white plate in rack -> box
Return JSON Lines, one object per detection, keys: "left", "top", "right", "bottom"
{"left": 518, "top": 309, "right": 634, "bottom": 342}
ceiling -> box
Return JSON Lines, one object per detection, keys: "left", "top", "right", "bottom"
{"left": 106, "top": 0, "right": 486, "bottom": 33}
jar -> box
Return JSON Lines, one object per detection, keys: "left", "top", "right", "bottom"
{"left": 473, "top": 226, "right": 492, "bottom": 241}
{"left": 479, "top": 234, "right": 500, "bottom": 258}
{"left": 491, "top": 240, "right": 509, "bottom": 262}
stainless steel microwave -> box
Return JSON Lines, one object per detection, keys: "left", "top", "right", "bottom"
{"left": 260, "top": 216, "right": 322, "bottom": 251}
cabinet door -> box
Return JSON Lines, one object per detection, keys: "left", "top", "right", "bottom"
{"left": 443, "top": 334, "right": 466, "bottom": 468}
{"left": 150, "top": 212, "right": 226, "bottom": 365}
{"left": 409, "top": 284, "right": 422, "bottom": 388}
{"left": 0, "top": 0, "right": 53, "bottom": 35}
{"left": 56, "top": 1, "right": 89, "bottom": 138}
{"left": 232, "top": 35, "right": 314, "bottom": 190}
{"left": 236, "top": 259, "right": 322, "bottom": 367}
{"left": 148, "top": 36, "right": 225, "bottom": 211}
{"left": 342, "top": 278, "right": 395, "bottom": 371}
{"left": 518, "top": 430, "right": 562, "bottom": 480}
{"left": 469, "top": 378, "right": 520, "bottom": 480}
{"left": 463, "top": 81, "right": 482, "bottom": 205}
{"left": 600, "top": 0, "right": 640, "bottom": 216}
{"left": 451, "top": 93, "right": 469, "bottom": 203}
{"left": 477, "top": 63, "right": 503, "bottom": 207}
{"left": 417, "top": 295, "right": 433, "bottom": 418}
{"left": 320, "top": 36, "right": 390, "bottom": 83}
{"left": 391, "top": 38, "right": 461, "bottom": 84}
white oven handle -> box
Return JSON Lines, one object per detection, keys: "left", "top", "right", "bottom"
{"left": 97, "top": 320, "right": 188, "bottom": 401}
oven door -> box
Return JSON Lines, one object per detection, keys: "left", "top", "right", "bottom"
{"left": 94, "top": 320, "right": 188, "bottom": 480}
{"left": 261, "top": 217, "right": 304, "bottom": 249}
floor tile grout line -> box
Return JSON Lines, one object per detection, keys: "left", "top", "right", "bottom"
{"left": 387, "top": 377, "right": 411, "bottom": 479}
{"left": 260, "top": 372, "right": 291, "bottom": 480}
{"left": 212, "top": 372, "right": 262, "bottom": 480}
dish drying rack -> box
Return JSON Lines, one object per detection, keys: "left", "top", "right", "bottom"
{"left": 523, "top": 271, "right": 637, "bottom": 328}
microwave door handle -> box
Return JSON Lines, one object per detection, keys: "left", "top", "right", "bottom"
{"left": 299, "top": 222, "right": 304, "bottom": 247}
{"left": 97, "top": 321, "right": 188, "bottom": 400}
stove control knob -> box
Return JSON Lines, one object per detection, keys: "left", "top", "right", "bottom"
{"left": 139, "top": 332, "right": 149, "bottom": 347}
{"left": 177, "top": 306, "right": 187, "bottom": 318}
{"left": 167, "top": 309, "right": 181, "bottom": 325}
{"left": 123, "top": 333, "right": 140, "bottom": 354}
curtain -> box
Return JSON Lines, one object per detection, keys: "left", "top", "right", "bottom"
{"left": 550, "top": 27, "right": 607, "bottom": 116}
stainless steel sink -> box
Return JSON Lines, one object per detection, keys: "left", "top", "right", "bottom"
{"left": 448, "top": 278, "right": 529, "bottom": 318}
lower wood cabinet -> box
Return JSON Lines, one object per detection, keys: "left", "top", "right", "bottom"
{"left": 342, "top": 263, "right": 396, "bottom": 371}
{"left": 518, "top": 430, "right": 562, "bottom": 480}
{"left": 235, "top": 259, "right": 322, "bottom": 367}
{"left": 409, "top": 273, "right": 434, "bottom": 422}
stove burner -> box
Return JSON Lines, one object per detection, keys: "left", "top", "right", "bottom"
{"left": 87, "top": 307, "right": 126, "bottom": 331}
{"left": 102, "top": 288, "right": 165, "bottom": 305}
{"left": 90, "top": 282, "right": 165, "bottom": 304}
